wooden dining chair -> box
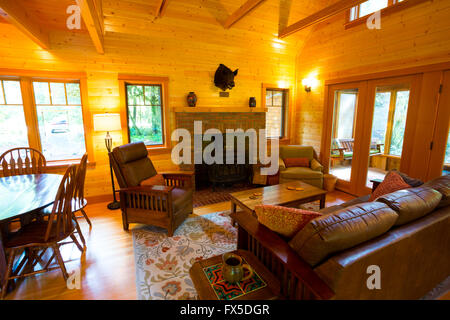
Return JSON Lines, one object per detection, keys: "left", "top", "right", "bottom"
{"left": 1, "top": 165, "right": 81, "bottom": 299}
{"left": 73, "top": 153, "right": 91, "bottom": 228}
{"left": 0, "top": 147, "right": 46, "bottom": 177}
{"left": 40, "top": 153, "right": 90, "bottom": 251}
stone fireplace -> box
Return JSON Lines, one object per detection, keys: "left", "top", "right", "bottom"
{"left": 174, "top": 111, "right": 266, "bottom": 189}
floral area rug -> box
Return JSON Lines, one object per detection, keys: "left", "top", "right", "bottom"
{"left": 132, "top": 211, "right": 237, "bottom": 300}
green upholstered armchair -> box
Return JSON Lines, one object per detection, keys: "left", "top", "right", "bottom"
{"left": 279, "top": 145, "right": 324, "bottom": 189}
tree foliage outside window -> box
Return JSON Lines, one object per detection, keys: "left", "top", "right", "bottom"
{"left": 444, "top": 130, "right": 450, "bottom": 165}
{"left": 390, "top": 91, "right": 409, "bottom": 156}
{"left": 370, "top": 88, "right": 410, "bottom": 157}
{"left": 126, "top": 84, "right": 163, "bottom": 146}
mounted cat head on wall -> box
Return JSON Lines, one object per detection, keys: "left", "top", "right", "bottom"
{"left": 214, "top": 64, "right": 238, "bottom": 91}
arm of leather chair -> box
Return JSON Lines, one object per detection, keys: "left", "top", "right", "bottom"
{"left": 311, "top": 158, "right": 324, "bottom": 172}
{"left": 161, "top": 171, "right": 195, "bottom": 188}
{"left": 279, "top": 158, "right": 286, "bottom": 171}
{"left": 231, "top": 211, "right": 334, "bottom": 300}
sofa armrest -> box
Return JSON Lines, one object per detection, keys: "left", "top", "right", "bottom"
{"left": 311, "top": 158, "right": 323, "bottom": 172}
{"left": 279, "top": 158, "right": 286, "bottom": 171}
{"left": 231, "top": 211, "right": 334, "bottom": 300}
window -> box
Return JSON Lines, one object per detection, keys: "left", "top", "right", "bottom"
{"left": 119, "top": 75, "right": 169, "bottom": 150}
{"left": 265, "top": 88, "right": 288, "bottom": 139}
{"left": 347, "top": 0, "right": 421, "bottom": 25}
{"left": 444, "top": 130, "right": 450, "bottom": 175}
{"left": 0, "top": 70, "right": 91, "bottom": 164}
{"left": 370, "top": 86, "right": 410, "bottom": 157}
{"left": 126, "top": 84, "right": 163, "bottom": 146}
{"left": 0, "top": 80, "right": 29, "bottom": 156}
{"left": 334, "top": 91, "right": 357, "bottom": 139}
{"left": 33, "top": 81, "right": 86, "bottom": 160}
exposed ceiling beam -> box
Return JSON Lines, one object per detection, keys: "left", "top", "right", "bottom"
{"left": 155, "top": 0, "right": 170, "bottom": 18}
{"left": 0, "top": 0, "right": 50, "bottom": 49}
{"left": 279, "top": 0, "right": 365, "bottom": 38}
{"left": 76, "top": 0, "right": 104, "bottom": 54}
{"left": 224, "top": 0, "right": 266, "bottom": 29}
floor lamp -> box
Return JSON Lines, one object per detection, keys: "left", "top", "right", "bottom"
{"left": 93, "top": 113, "right": 122, "bottom": 210}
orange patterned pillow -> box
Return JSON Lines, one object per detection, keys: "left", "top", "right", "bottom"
{"left": 283, "top": 158, "right": 310, "bottom": 168}
{"left": 255, "top": 205, "right": 321, "bottom": 238}
{"left": 369, "top": 171, "right": 411, "bottom": 201}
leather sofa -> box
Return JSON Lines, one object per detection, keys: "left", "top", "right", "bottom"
{"left": 279, "top": 145, "right": 324, "bottom": 189}
{"left": 232, "top": 175, "right": 450, "bottom": 299}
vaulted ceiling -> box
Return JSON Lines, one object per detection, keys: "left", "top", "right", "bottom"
{"left": 0, "top": 0, "right": 337, "bottom": 54}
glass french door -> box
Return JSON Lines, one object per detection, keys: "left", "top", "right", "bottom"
{"left": 365, "top": 83, "right": 411, "bottom": 188}
{"left": 324, "top": 76, "right": 419, "bottom": 195}
{"left": 427, "top": 70, "right": 450, "bottom": 179}
{"left": 324, "top": 81, "right": 367, "bottom": 195}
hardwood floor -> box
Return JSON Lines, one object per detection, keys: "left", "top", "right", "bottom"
{"left": 3, "top": 190, "right": 448, "bottom": 300}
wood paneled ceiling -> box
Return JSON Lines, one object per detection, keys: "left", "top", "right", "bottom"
{"left": 0, "top": 0, "right": 336, "bottom": 53}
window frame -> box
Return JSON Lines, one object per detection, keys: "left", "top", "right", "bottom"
{"left": 261, "top": 83, "right": 291, "bottom": 142}
{"left": 119, "top": 74, "right": 170, "bottom": 153}
{"left": 373, "top": 85, "right": 410, "bottom": 157}
{"left": 345, "top": 0, "right": 429, "bottom": 29}
{"left": 332, "top": 90, "right": 358, "bottom": 140}
{"left": 0, "top": 69, "right": 94, "bottom": 167}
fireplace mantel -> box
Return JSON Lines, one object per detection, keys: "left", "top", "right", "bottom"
{"left": 172, "top": 107, "right": 267, "bottom": 113}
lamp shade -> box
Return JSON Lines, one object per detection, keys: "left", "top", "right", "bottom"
{"left": 93, "top": 113, "right": 121, "bottom": 132}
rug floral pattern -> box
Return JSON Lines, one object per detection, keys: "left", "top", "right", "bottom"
{"left": 132, "top": 211, "right": 237, "bottom": 300}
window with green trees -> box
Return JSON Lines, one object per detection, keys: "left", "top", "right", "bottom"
{"left": 126, "top": 84, "right": 164, "bottom": 146}
{"left": 370, "top": 87, "right": 410, "bottom": 157}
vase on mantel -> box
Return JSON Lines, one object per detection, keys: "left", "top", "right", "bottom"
{"left": 187, "top": 92, "right": 197, "bottom": 107}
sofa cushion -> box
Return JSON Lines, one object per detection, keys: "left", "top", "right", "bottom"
{"left": 318, "top": 205, "right": 344, "bottom": 215}
{"left": 280, "top": 167, "right": 323, "bottom": 180}
{"left": 376, "top": 187, "right": 442, "bottom": 226}
{"left": 283, "top": 157, "right": 310, "bottom": 168}
{"left": 255, "top": 205, "right": 321, "bottom": 238}
{"left": 280, "top": 145, "right": 314, "bottom": 160}
{"left": 369, "top": 171, "right": 411, "bottom": 201}
{"left": 289, "top": 202, "right": 398, "bottom": 266}
{"left": 423, "top": 175, "right": 450, "bottom": 208}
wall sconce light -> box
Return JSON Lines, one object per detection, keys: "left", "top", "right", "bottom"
{"left": 302, "top": 77, "right": 318, "bottom": 92}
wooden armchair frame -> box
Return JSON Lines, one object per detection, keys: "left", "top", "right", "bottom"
{"left": 118, "top": 171, "right": 194, "bottom": 236}
{"left": 231, "top": 211, "right": 334, "bottom": 300}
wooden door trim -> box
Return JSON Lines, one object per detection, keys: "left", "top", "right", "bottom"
{"left": 427, "top": 70, "right": 450, "bottom": 180}
{"left": 324, "top": 61, "right": 450, "bottom": 86}
{"left": 321, "top": 81, "right": 367, "bottom": 195}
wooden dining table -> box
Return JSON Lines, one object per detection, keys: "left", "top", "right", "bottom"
{"left": 0, "top": 173, "right": 62, "bottom": 289}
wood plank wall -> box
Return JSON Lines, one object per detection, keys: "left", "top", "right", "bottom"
{"left": 0, "top": 0, "right": 332, "bottom": 200}
{"left": 294, "top": 0, "right": 450, "bottom": 157}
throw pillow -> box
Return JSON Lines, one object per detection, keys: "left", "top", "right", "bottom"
{"left": 254, "top": 205, "right": 321, "bottom": 238}
{"left": 283, "top": 158, "right": 310, "bottom": 168}
{"left": 369, "top": 171, "right": 411, "bottom": 201}
{"left": 389, "top": 169, "right": 424, "bottom": 187}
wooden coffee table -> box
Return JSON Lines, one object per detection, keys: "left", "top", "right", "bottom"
{"left": 189, "top": 249, "right": 281, "bottom": 300}
{"left": 230, "top": 181, "right": 327, "bottom": 217}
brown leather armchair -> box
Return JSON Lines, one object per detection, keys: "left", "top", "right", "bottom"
{"left": 109, "top": 142, "right": 194, "bottom": 236}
